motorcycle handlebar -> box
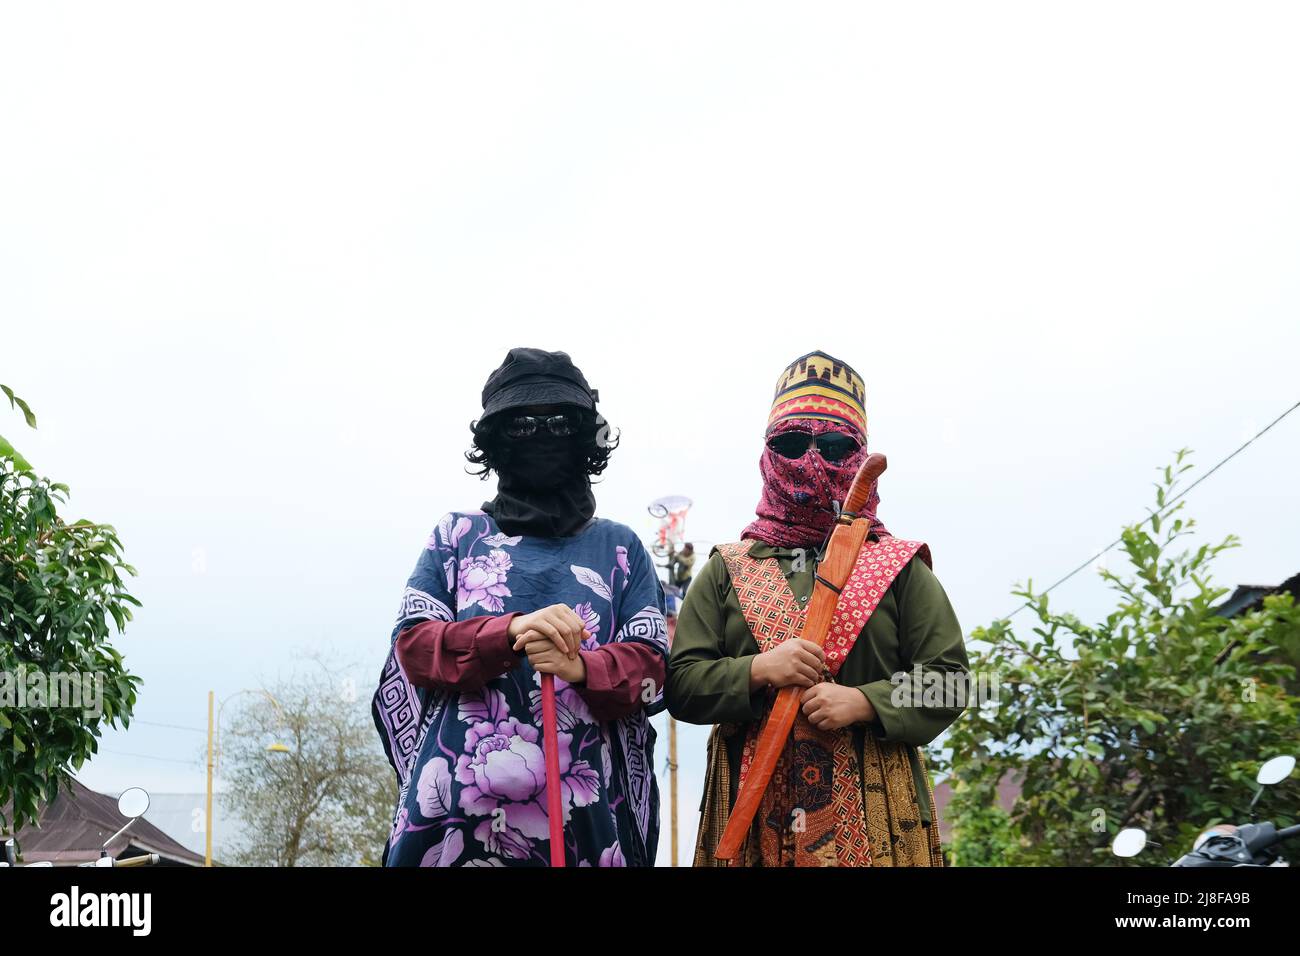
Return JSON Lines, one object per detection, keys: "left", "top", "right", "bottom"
{"left": 1275, "top": 824, "right": 1300, "bottom": 844}
{"left": 78, "top": 852, "right": 160, "bottom": 868}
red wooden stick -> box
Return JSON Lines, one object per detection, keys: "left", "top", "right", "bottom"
{"left": 540, "top": 672, "right": 565, "bottom": 867}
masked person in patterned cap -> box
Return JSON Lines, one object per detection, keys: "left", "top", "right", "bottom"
{"left": 372, "top": 348, "right": 668, "bottom": 867}
{"left": 666, "top": 350, "right": 970, "bottom": 866}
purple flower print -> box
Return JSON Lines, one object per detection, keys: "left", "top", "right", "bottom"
{"left": 458, "top": 718, "right": 554, "bottom": 809}
{"left": 579, "top": 841, "right": 626, "bottom": 868}
{"left": 571, "top": 564, "right": 613, "bottom": 601}
{"left": 473, "top": 819, "right": 531, "bottom": 860}
{"left": 459, "top": 686, "right": 509, "bottom": 725}
{"left": 457, "top": 717, "right": 559, "bottom": 841}
{"left": 600, "top": 842, "right": 626, "bottom": 867}
{"left": 419, "top": 828, "right": 464, "bottom": 867}
{"left": 456, "top": 716, "right": 600, "bottom": 853}
{"left": 448, "top": 516, "right": 473, "bottom": 547}
{"left": 574, "top": 601, "right": 601, "bottom": 647}
{"left": 616, "top": 546, "right": 630, "bottom": 588}
{"left": 529, "top": 673, "right": 594, "bottom": 730}
{"left": 415, "top": 756, "right": 452, "bottom": 819}
{"left": 430, "top": 512, "right": 489, "bottom": 552}
{"left": 563, "top": 759, "right": 601, "bottom": 809}
{"left": 458, "top": 549, "right": 512, "bottom": 612}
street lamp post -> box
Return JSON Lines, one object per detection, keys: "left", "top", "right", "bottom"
{"left": 205, "top": 692, "right": 214, "bottom": 867}
{"left": 204, "top": 688, "right": 289, "bottom": 867}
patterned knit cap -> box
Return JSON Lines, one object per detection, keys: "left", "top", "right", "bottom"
{"left": 766, "top": 350, "right": 866, "bottom": 440}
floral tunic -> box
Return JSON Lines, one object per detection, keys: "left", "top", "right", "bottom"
{"left": 372, "top": 510, "right": 668, "bottom": 867}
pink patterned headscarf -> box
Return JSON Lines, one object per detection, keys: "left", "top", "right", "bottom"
{"left": 741, "top": 417, "right": 888, "bottom": 549}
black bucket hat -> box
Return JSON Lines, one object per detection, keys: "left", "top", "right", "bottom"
{"left": 480, "top": 347, "right": 599, "bottom": 419}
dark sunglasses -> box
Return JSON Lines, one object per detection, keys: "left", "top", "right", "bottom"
{"left": 766, "top": 430, "right": 861, "bottom": 462}
{"left": 502, "top": 413, "right": 580, "bottom": 440}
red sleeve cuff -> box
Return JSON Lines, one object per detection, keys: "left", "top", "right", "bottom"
{"left": 477, "top": 612, "right": 521, "bottom": 675}
{"left": 574, "top": 643, "right": 666, "bottom": 721}
{"left": 396, "top": 612, "right": 521, "bottom": 691}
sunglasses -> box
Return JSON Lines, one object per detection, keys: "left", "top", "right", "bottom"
{"left": 502, "top": 413, "right": 580, "bottom": 440}
{"left": 766, "top": 430, "right": 861, "bottom": 462}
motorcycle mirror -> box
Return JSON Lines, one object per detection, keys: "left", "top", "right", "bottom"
{"left": 1256, "top": 755, "right": 1295, "bottom": 787}
{"left": 117, "top": 787, "right": 150, "bottom": 820}
{"left": 1111, "top": 827, "right": 1148, "bottom": 858}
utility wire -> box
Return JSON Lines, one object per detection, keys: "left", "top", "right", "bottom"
{"left": 101, "top": 748, "right": 199, "bottom": 766}
{"left": 135, "top": 719, "right": 207, "bottom": 734}
{"left": 1000, "top": 397, "right": 1300, "bottom": 621}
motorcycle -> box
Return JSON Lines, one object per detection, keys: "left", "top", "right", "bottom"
{"left": 1111, "top": 754, "right": 1297, "bottom": 867}
{"left": 1, "top": 785, "right": 159, "bottom": 868}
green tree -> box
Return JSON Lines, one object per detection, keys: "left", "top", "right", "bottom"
{"left": 945, "top": 778, "right": 1016, "bottom": 867}
{"left": 0, "top": 385, "right": 37, "bottom": 471}
{"left": 940, "top": 450, "right": 1300, "bottom": 866}
{"left": 219, "top": 659, "right": 396, "bottom": 867}
{"left": 1, "top": 385, "right": 142, "bottom": 837}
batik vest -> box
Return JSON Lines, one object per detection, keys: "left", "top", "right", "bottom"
{"left": 713, "top": 535, "right": 944, "bottom": 867}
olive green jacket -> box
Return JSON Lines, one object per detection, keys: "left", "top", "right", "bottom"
{"left": 665, "top": 538, "right": 970, "bottom": 823}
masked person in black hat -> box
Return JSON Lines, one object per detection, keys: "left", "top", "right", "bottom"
{"left": 372, "top": 348, "right": 668, "bottom": 867}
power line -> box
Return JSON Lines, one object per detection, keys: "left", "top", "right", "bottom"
{"left": 101, "top": 748, "right": 198, "bottom": 766}
{"left": 135, "top": 719, "right": 206, "bottom": 734}
{"left": 1001, "top": 397, "right": 1300, "bottom": 621}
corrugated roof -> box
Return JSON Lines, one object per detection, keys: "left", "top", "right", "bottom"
{"left": 1215, "top": 572, "right": 1300, "bottom": 618}
{"left": 11, "top": 777, "right": 206, "bottom": 866}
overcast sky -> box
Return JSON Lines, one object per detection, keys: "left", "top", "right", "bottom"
{"left": 3, "top": 2, "right": 1298, "bottom": 865}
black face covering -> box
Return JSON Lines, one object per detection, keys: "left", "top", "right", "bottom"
{"left": 482, "top": 435, "right": 596, "bottom": 538}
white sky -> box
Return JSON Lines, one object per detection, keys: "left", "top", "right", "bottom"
{"left": 3, "top": 2, "right": 1298, "bottom": 866}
